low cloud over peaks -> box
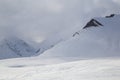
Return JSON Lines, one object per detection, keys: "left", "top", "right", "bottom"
{"left": 0, "top": 0, "right": 120, "bottom": 42}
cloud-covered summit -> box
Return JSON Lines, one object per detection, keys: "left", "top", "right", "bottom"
{"left": 0, "top": 0, "right": 120, "bottom": 43}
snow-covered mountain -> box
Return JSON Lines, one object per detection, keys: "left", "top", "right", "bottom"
{"left": 0, "top": 14, "right": 120, "bottom": 59}
{"left": 40, "top": 14, "right": 120, "bottom": 58}
{"left": 0, "top": 14, "right": 120, "bottom": 80}
{"left": 36, "top": 34, "right": 63, "bottom": 55}
{"left": 0, "top": 37, "right": 38, "bottom": 59}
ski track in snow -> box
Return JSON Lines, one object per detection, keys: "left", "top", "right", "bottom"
{"left": 0, "top": 58, "right": 120, "bottom": 80}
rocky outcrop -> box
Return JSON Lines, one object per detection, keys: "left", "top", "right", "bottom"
{"left": 105, "top": 14, "right": 115, "bottom": 18}
{"left": 83, "top": 19, "right": 103, "bottom": 29}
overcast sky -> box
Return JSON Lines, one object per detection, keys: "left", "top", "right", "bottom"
{"left": 0, "top": 0, "right": 120, "bottom": 43}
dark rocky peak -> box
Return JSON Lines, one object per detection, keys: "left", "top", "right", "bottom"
{"left": 73, "top": 19, "right": 104, "bottom": 37}
{"left": 83, "top": 19, "right": 103, "bottom": 29}
{"left": 105, "top": 14, "right": 115, "bottom": 18}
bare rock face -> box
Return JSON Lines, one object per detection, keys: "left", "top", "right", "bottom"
{"left": 105, "top": 14, "right": 115, "bottom": 18}
{"left": 73, "top": 32, "right": 80, "bottom": 37}
{"left": 73, "top": 19, "right": 103, "bottom": 37}
{"left": 83, "top": 19, "right": 103, "bottom": 29}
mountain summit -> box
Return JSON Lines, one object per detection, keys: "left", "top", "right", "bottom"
{"left": 83, "top": 19, "right": 103, "bottom": 29}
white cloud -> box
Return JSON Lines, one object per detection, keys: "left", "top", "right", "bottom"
{"left": 0, "top": 0, "right": 120, "bottom": 43}
{"left": 113, "top": 0, "right": 120, "bottom": 4}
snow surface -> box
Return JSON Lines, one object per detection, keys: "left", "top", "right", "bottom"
{"left": 0, "top": 58, "right": 120, "bottom": 80}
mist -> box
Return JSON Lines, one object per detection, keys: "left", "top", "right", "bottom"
{"left": 0, "top": 0, "right": 120, "bottom": 43}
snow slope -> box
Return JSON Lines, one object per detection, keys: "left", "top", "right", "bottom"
{"left": 41, "top": 14, "right": 120, "bottom": 58}
{"left": 0, "top": 58, "right": 120, "bottom": 80}
{"left": 36, "top": 34, "right": 63, "bottom": 55}
{"left": 0, "top": 37, "right": 37, "bottom": 59}
{"left": 1, "top": 14, "right": 119, "bottom": 59}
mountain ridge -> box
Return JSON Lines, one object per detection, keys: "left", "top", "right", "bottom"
{"left": 40, "top": 14, "right": 120, "bottom": 58}
{"left": 0, "top": 14, "right": 120, "bottom": 59}
{"left": 0, "top": 36, "right": 38, "bottom": 59}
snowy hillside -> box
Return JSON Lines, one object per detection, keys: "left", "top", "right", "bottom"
{"left": 0, "top": 14, "right": 120, "bottom": 59}
{"left": 36, "top": 34, "right": 63, "bottom": 55}
{"left": 41, "top": 14, "right": 120, "bottom": 58}
{"left": 0, "top": 37, "right": 38, "bottom": 59}
{"left": 0, "top": 58, "right": 120, "bottom": 80}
